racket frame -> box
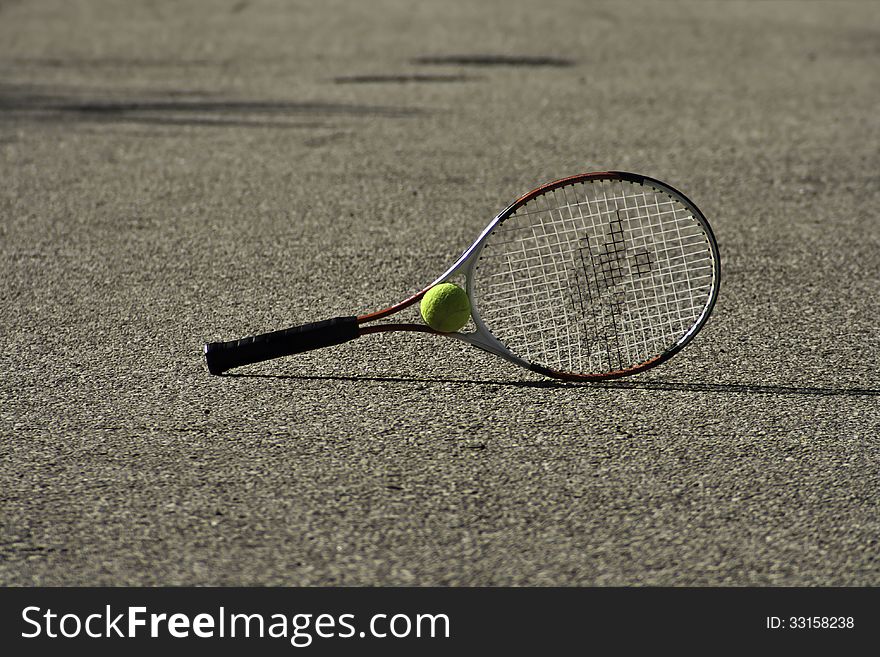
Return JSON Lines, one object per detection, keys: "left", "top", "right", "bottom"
{"left": 205, "top": 171, "right": 719, "bottom": 380}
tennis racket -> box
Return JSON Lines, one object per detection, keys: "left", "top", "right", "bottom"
{"left": 205, "top": 171, "right": 720, "bottom": 380}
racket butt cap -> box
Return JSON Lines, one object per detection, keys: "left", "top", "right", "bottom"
{"left": 204, "top": 342, "right": 228, "bottom": 375}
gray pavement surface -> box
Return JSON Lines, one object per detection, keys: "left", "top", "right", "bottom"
{"left": 1, "top": 0, "right": 879, "bottom": 585}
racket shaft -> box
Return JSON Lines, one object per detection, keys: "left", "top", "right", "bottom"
{"left": 204, "top": 316, "right": 359, "bottom": 375}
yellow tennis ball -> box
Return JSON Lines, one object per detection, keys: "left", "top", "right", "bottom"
{"left": 420, "top": 283, "right": 471, "bottom": 332}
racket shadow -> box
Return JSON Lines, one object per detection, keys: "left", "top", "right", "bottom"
{"left": 224, "top": 373, "right": 880, "bottom": 397}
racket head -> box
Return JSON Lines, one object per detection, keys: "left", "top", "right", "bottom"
{"left": 458, "top": 171, "right": 720, "bottom": 380}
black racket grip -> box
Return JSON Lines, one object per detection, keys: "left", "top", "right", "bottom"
{"left": 204, "top": 316, "right": 359, "bottom": 375}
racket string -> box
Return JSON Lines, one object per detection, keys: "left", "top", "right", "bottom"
{"left": 474, "top": 178, "right": 717, "bottom": 375}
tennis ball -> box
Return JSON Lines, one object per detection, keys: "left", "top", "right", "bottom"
{"left": 420, "top": 283, "right": 471, "bottom": 332}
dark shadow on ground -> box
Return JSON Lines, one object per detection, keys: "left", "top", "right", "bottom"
{"left": 0, "top": 82, "right": 425, "bottom": 128}
{"left": 334, "top": 73, "right": 481, "bottom": 84}
{"left": 412, "top": 54, "right": 575, "bottom": 67}
{"left": 225, "top": 373, "right": 880, "bottom": 397}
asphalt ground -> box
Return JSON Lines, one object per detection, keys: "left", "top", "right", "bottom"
{"left": 1, "top": 0, "right": 878, "bottom": 585}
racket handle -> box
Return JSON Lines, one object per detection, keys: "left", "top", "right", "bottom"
{"left": 204, "top": 316, "right": 360, "bottom": 375}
